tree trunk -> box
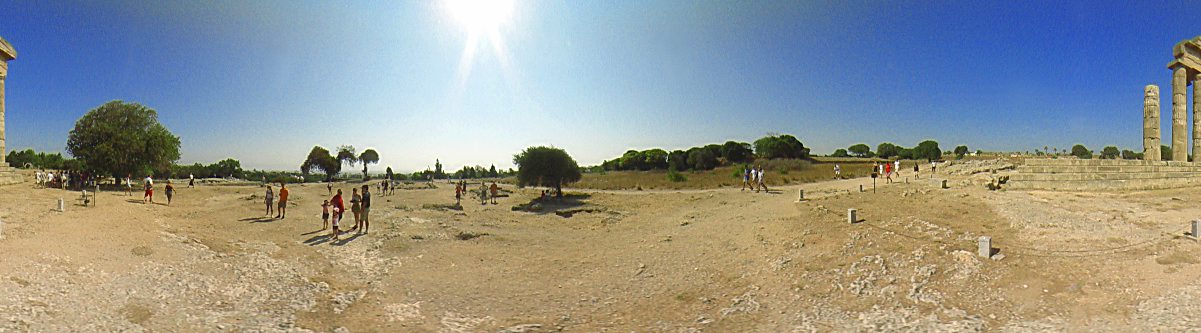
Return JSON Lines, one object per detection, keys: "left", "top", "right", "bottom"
{"left": 555, "top": 182, "right": 563, "bottom": 197}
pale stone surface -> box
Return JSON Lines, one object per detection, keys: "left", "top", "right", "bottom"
{"left": 1192, "top": 220, "right": 1199, "bottom": 238}
{"left": 1145, "top": 85, "right": 1161, "bottom": 160}
{"left": 1173, "top": 66, "right": 1189, "bottom": 161}
{"left": 977, "top": 236, "right": 991, "bottom": 258}
{"left": 847, "top": 208, "right": 856, "bottom": 224}
{"left": 1195, "top": 74, "right": 1201, "bottom": 162}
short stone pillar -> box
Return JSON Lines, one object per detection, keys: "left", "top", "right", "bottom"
{"left": 797, "top": 189, "right": 804, "bottom": 201}
{"left": 941, "top": 180, "right": 949, "bottom": 189}
{"left": 1192, "top": 220, "right": 1200, "bottom": 238}
{"left": 57, "top": 198, "right": 64, "bottom": 212}
{"left": 859, "top": 184, "right": 863, "bottom": 192}
{"left": 978, "top": 236, "right": 991, "bottom": 258}
{"left": 1172, "top": 66, "right": 1189, "bottom": 161}
{"left": 847, "top": 208, "right": 857, "bottom": 224}
{"left": 1145, "top": 85, "right": 1162, "bottom": 160}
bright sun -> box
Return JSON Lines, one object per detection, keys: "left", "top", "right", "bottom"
{"left": 445, "top": 0, "right": 514, "bottom": 33}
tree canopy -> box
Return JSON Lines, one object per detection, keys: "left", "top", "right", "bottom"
{"left": 359, "top": 148, "right": 380, "bottom": 179}
{"left": 1101, "top": 146, "right": 1120, "bottom": 159}
{"left": 753, "top": 134, "right": 809, "bottom": 159}
{"left": 913, "top": 140, "right": 942, "bottom": 161}
{"left": 876, "top": 143, "right": 901, "bottom": 159}
{"left": 513, "top": 146, "right": 581, "bottom": 196}
{"left": 301, "top": 146, "right": 340, "bottom": 180}
{"left": 66, "top": 101, "right": 181, "bottom": 177}
{"left": 953, "top": 145, "right": 969, "bottom": 159}
{"left": 1071, "top": 144, "right": 1092, "bottom": 159}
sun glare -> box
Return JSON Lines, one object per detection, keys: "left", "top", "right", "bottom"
{"left": 445, "top": 0, "right": 514, "bottom": 33}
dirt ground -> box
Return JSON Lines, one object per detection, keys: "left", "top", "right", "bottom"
{"left": 2, "top": 164, "right": 1201, "bottom": 332}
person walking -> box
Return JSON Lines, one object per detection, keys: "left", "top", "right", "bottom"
{"left": 188, "top": 173, "right": 195, "bottom": 188}
{"left": 893, "top": 160, "right": 902, "bottom": 178}
{"left": 331, "top": 189, "right": 345, "bottom": 223}
{"left": 360, "top": 185, "right": 371, "bottom": 234}
{"left": 276, "top": 183, "right": 290, "bottom": 219}
{"left": 913, "top": 163, "right": 920, "bottom": 179}
{"left": 326, "top": 181, "right": 333, "bottom": 196}
{"left": 751, "top": 165, "right": 761, "bottom": 193}
{"left": 143, "top": 174, "right": 154, "bottom": 204}
{"left": 125, "top": 174, "right": 133, "bottom": 196}
{"left": 884, "top": 161, "right": 893, "bottom": 184}
{"left": 741, "top": 166, "right": 751, "bottom": 191}
{"left": 757, "top": 167, "right": 768, "bottom": 192}
{"left": 265, "top": 185, "right": 275, "bottom": 217}
{"left": 350, "top": 188, "right": 362, "bottom": 231}
{"left": 455, "top": 183, "right": 462, "bottom": 205}
{"left": 165, "top": 181, "right": 175, "bottom": 206}
{"left": 834, "top": 164, "right": 841, "bottom": 179}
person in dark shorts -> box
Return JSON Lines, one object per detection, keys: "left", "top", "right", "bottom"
{"left": 321, "top": 199, "right": 330, "bottom": 230}
{"left": 360, "top": 185, "right": 372, "bottom": 234}
{"left": 165, "top": 181, "right": 175, "bottom": 206}
{"left": 276, "top": 183, "right": 290, "bottom": 219}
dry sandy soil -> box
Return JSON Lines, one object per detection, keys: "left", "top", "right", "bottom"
{"left": 2, "top": 161, "right": 1201, "bottom": 332}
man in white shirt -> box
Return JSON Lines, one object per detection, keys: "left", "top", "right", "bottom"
{"left": 144, "top": 175, "right": 155, "bottom": 204}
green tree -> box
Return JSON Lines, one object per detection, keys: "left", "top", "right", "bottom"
{"left": 66, "top": 100, "right": 181, "bottom": 179}
{"left": 667, "top": 150, "right": 689, "bottom": 171}
{"left": 831, "top": 149, "right": 850, "bottom": 157}
{"left": 1071, "top": 144, "right": 1092, "bottom": 159}
{"left": 877, "top": 143, "right": 902, "bottom": 159}
{"left": 898, "top": 148, "right": 915, "bottom": 160}
{"left": 642, "top": 149, "right": 669, "bottom": 170}
{"left": 210, "top": 158, "right": 243, "bottom": 178}
{"left": 489, "top": 164, "right": 498, "bottom": 177}
{"left": 953, "top": 145, "right": 969, "bottom": 159}
{"left": 1162, "top": 145, "right": 1172, "bottom": 160}
{"left": 301, "top": 146, "right": 340, "bottom": 181}
{"left": 434, "top": 159, "right": 445, "bottom": 179}
{"left": 912, "top": 140, "right": 942, "bottom": 161}
{"left": 721, "top": 141, "right": 753, "bottom": 163}
{"left": 1120, "top": 149, "right": 1138, "bottom": 160}
{"left": 619, "top": 150, "right": 647, "bottom": 171}
{"left": 847, "top": 143, "right": 872, "bottom": 158}
{"left": 513, "top": 146, "right": 582, "bottom": 196}
{"left": 1101, "top": 146, "right": 1120, "bottom": 159}
{"left": 753, "top": 134, "right": 809, "bottom": 159}
{"left": 359, "top": 148, "right": 380, "bottom": 180}
{"left": 385, "top": 166, "right": 394, "bottom": 180}
{"left": 686, "top": 147, "right": 719, "bottom": 170}
{"left": 336, "top": 145, "right": 357, "bottom": 174}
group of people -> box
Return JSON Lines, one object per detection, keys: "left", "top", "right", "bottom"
{"left": 454, "top": 180, "right": 500, "bottom": 205}
{"left": 131, "top": 174, "right": 177, "bottom": 205}
{"left": 34, "top": 169, "right": 97, "bottom": 190}
{"left": 740, "top": 165, "right": 770, "bottom": 193}
{"left": 869, "top": 160, "right": 938, "bottom": 184}
{"left": 317, "top": 184, "right": 372, "bottom": 241}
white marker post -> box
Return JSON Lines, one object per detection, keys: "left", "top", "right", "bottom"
{"left": 978, "top": 236, "right": 992, "bottom": 258}
{"left": 796, "top": 189, "right": 804, "bottom": 202}
{"left": 1192, "top": 220, "right": 1200, "bottom": 239}
{"left": 848, "top": 208, "right": 857, "bottom": 224}
{"left": 57, "top": 198, "right": 65, "bottom": 212}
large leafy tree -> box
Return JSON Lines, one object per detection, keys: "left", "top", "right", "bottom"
{"left": 953, "top": 145, "right": 969, "bottom": 159}
{"left": 513, "top": 146, "right": 582, "bottom": 196}
{"left": 721, "top": 141, "right": 753, "bottom": 163}
{"left": 359, "top": 148, "right": 379, "bottom": 180}
{"left": 301, "top": 146, "right": 341, "bottom": 181}
{"left": 66, "top": 101, "right": 181, "bottom": 179}
{"left": 913, "top": 140, "right": 942, "bottom": 161}
{"left": 847, "top": 144, "right": 872, "bottom": 158}
{"left": 336, "top": 145, "right": 357, "bottom": 171}
{"left": 1071, "top": 144, "right": 1092, "bottom": 159}
{"left": 753, "top": 134, "right": 809, "bottom": 159}
{"left": 877, "top": 142, "right": 902, "bottom": 159}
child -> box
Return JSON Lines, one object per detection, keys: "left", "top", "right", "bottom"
{"left": 330, "top": 206, "right": 342, "bottom": 241}
{"left": 321, "top": 199, "right": 331, "bottom": 230}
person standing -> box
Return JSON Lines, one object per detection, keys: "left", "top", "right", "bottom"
{"left": 350, "top": 188, "right": 362, "bottom": 231}
{"left": 165, "top": 181, "right": 175, "bottom": 206}
{"left": 321, "top": 199, "right": 331, "bottom": 230}
{"left": 479, "top": 182, "right": 488, "bottom": 205}
{"left": 35, "top": 170, "right": 43, "bottom": 188}
{"left": 326, "top": 181, "right": 333, "bottom": 196}
{"left": 490, "top": 182, "right": 499, "bottom": 204}
{"left": 265, "top": 185, "right": 275, "bottom": 217}
{"left": 188, "top": 173, "right": 195, "bottom": 188}
{"left": 360, "top": 185, "right": 371, "bottom": 234}
{"left": 884, "top": 161, "right": 893, "bottom": 184}
{"left": 331, "top": 189, "right": 345, "bottom": 222}
{"left": 913, "top": 163, "right": 920, "bottom": 179}
{"left": 124, "top": 174, "right": 133, "bottom": 196}
{"left": 455, "top": 183, "right": 462, "bottom": 205}
{"left": 833, "top": 164, "right": 841, "bottom": 179}
{"left": 276, "top": 183, "right": 290, "bottom": 219}
{"left": 931, "top": 161, "right": 937, "bottom": 174}
{"left": 143, "top": 174, "right": 154, "bottom": 204}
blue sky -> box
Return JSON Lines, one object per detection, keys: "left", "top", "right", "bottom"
{"left": 2, "top": 1, "right": 1201, "bottom": 172}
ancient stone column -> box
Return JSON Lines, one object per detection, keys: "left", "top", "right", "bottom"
{"left": 1173, "top": 66, "right": 1189, "bottom": 161}
{"left": 1195, "top": 74, "right": 1201, "bottom": 162}
{"left": 0, "top": 60, "right": 6, "bottom": 165}
{"left": 1145, "top": 85, "right": 1161, "bottom": 160}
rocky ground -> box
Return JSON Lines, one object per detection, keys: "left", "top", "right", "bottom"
{"left": 2, "top": 166, "right": 1201, "bottom": 332}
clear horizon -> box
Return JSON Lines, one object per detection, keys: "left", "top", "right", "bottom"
{"left": 3, "top": 1, "right": 1201, "bottom": 172}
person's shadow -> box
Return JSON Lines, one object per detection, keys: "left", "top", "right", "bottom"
{"left": 330, "top": 232, "right": 363, "bottom": 246}
{"left": 239, "top": 216, "right": 276, "bottom": 223}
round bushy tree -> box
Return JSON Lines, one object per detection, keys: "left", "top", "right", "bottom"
{"left": 513, "top": 146, "right": 582, "bottom": 196}
{"left": 66, "top": 100, "right": 181, "bottom": 179}
{"left": 913, "top": 140, "right": 942, "bottom": 161}
{"left": 359, "top": 148, "right": 380, "bottom": 179}
{"left": 1100, "top": 146, "right": 1120, "bottom": 159}
{"left": 301, "top": 146, "right": 340, "bottom": 181}
{"left": 1071, "top": 144, "right": 1092, "bottom": 159}
{"left": 847, "top": 144, "right": 872, "bottom": 158}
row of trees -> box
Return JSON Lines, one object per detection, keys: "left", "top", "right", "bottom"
{"left": 452, "top": 164, "right": 515, "bottom": 179}
{"left": 600, "top": 134, "right": 809, "bottom": 172}
{"left": 171, "top": 158, "right": 243, "bottom": 179}
{"left": 833, "top": 140, "right": 944, "bottom": 161}
{"left": 1068, "top": 144, "right": 1150, "bottom": 160}
{"left": 6, "top": 149, "right": 78, "bottom": 170}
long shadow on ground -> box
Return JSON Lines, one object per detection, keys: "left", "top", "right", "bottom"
{"left": 239, "top": 216, "right": 276, "bottom": 223}
{"left": 330, "top": 232, "right": 364, "bottom": 246}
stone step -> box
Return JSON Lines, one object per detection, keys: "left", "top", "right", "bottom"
{"left": 1016, "top": 165, "right": 1201, "bottom": 173}
{"left": 1009, "top": 172, "right": 1201, "bottom": 181}
{"left": 1007, "top": 177, "right": 1201, "bottom": 191}
{"left": 1022, "top": 159, "right": 1196, "bottom": 167}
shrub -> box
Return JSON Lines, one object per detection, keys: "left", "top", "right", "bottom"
{"left": 953, "top": 145, "right": 969, "bottom": 159}
{"left": 831, "top": 149, "right": 850, "bottom": 157}
{"left": 877, "top": 143, "right": 901, "bottom": 158}
{"left": 913, "top": 140, "right": 942, "bottom": 161}
{"left": 667, "top": 168, "right": 687, "bottom": 182}
{"left": 1071, "top": 144, "right": 1092, "bottom": 159}
{"left": 754, "top": 134, "right": 810, "bottom": 159}
{"left": 686, "top": 148, "right": 718, "bottom": 170}
{"left": 1101, "top": 146, "right": 1120, "bottom": 159}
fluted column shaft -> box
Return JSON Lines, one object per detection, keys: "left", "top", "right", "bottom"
{"left": 1173, "top": 66, "right": 1189, "bottom": 161}
{"left": 1144, "top": 85, "right": 1161, "bottom": 160}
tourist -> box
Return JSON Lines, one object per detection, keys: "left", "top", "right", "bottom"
{"left": 381, "top": 181, "right": 389, "bottom": 197}
{"left": 35, "top": 170, "right": 42, "bottom": 188}
{"left": 360, "top": 185, "right": 371, "bottom": 234}
{"left": 276, "top": 183, "right": 290, "bottom": 219}
{"left": 751, "top": 165, "right": 761, "bottom": 193}
{"left": 741, "top": 166, "right": 751, "bottom": 191}
{"left": 265, "top": 185, "right": 275, "bottom": 217}
{"left": 62, "top": 171, "right": 69, "bottom": 189}
{"left": 350, "top": 188, "right": 362, "bottom": 231}
{"left": 884, "top": 161, "right": 893, "bottom": 184}
{"left": 330, "top": 206, "right": 342, "bottom": 241}
{"left": 188, "top": 173, "right": 195, "bottom": 188}
{"left": 331, "top": 189, "right": 345, "bottom": 223}
{"left": 480, "top": 182, "right": 488, "bottom": 205}
{"left": 490, "top": 182, "right": 499, "bottom": 204}
{"left": 165, "top": 181, "right": 175, "bottom": 206}
{"left": 321, "top": 199, "right": 330, "bottom": 230}
{"left": 757, "top": 167, "right": 768, "bottom": 193}
{"left": 913, "top": 163, "right": 920, "bottom": 179}
{"left": 931, "top": 161, "right": 937, "bottom": 174}
{"left": 326, "top": 181, "right": 333, "bottom": 196}
{"left": 125, "top": 174, "right": 133, "bottom": 196}
{"left": 834, "top": 164, "right": 841, "bottom": 179}
{"left": 143, "top": 174, "right": 154, "bottom": 204}
{"left": 893, "top": 160, "right": 902, "bottom": 178}
{"left": 455, "top": 182, "right": 462, "bottom": 205}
